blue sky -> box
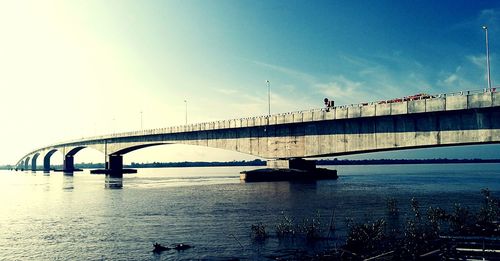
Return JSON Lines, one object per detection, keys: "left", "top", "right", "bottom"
{"left": 1, "top": 0, "right": 500, "bottom": 165}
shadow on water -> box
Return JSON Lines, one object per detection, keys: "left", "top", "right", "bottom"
{"left": 105, "top": 175, "right": 123, "bottom": 189}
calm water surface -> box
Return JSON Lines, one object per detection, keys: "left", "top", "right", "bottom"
{"left": 1, "top": 164, "right": 499, "bottom": 260}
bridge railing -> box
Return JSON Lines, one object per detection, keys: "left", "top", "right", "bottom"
{"left": 51, "top": 87, "right": 499, "bottom": 147}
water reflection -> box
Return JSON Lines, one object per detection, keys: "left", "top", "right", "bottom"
{"left": 105, "top": 175, "right": 123, "bottom": 189}
{"left": 289, "top": 180, "right": 318, "bottom": 189}
{"left": 1, "top": 165, "right": 500, "bottom": 260}
{"left": 62, "top": 175, "right": 74, "bottom": 190}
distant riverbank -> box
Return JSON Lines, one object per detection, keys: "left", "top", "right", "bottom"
{"left": 3, "top": 158, "right": 500, "bottom": 170}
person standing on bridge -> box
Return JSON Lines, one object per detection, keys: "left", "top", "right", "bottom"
{"left": 324, "top": 98, "right": 334, "bottom": 111}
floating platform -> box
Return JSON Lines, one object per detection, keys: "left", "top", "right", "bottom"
{"left": 240, "top": 168, "right": 338, "bottom": 182}
{"left": 53, "top": 169, "right": 83, "bottom": 172}
{"left": 90, "top": 169, "right": 137, "bottom": 175}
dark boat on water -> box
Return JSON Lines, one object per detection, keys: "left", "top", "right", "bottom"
{"left": 153, "top": 243, "right": 169, "bottom": 253}
{"left": 153, "top": 242, "right": 192, "bottom": 253}
{"left": 174, "top": 243, "right": 192, "bottom": 251}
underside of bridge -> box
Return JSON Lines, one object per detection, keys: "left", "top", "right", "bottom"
{"left": 25, "top": 144, "right": 167, "bottom": 177}
{"left": 13, "top": 90, "right": 500, "bottom": 182}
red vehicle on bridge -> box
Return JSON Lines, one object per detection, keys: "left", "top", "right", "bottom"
{"left": 379, "top": 93, "right": 434, "bottom": 104}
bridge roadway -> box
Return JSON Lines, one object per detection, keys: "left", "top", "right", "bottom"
{"left": 15, "top": 89, "right": 500, "bottom": 176}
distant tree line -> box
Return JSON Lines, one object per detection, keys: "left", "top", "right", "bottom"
{"left": 128, "top": 159, "right": 266, "bottom": 168}
{"left": 317, "top": 158, "right": 500, "bottom": 165}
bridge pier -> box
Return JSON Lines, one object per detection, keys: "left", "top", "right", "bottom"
{"left": 90, "top": 154, "right": 137, "bottom": 177}
{"left": 24, "top": 157, "right": 30, "bottom": 171}
{"left": 43, "top": 150, "right": 57, "bottom": 173}
{"left": 31, "top": 154, "right": 39, "bottom": 172}
{"left": 43, "top": 156, "right": 50, "bottom": 173}
{"left": 52, "top": 155, "right": 83, "bottom": 174}
{"left": 64, "top": 155, "right": 74, "bottom": 172}
{"left": 241, "top": 158, "right": 338, "bottom": 182}
{"left": 266, "top": 158, "right": 317, "bottom": 170}
{"left": 107, "top": 155, "right": 123, "bottom": 177}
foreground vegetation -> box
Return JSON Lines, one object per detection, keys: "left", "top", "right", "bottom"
{"left": 251, "top": 189, "right": 500, "bottom": 260}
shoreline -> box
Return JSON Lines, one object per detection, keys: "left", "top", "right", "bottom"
{"left": 3, "top": 159, "right": 500, "bottom": 170}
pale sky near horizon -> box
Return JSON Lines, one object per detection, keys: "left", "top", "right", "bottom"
{"left": 1, "top": 0, "right": 500, "bottom": 166}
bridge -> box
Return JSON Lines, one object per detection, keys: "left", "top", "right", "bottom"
{"left": 14, "top": 89, "right": 500, "bottom": 177}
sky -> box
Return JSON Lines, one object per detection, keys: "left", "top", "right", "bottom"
{"left": 1, "top": 0, "right": 500, "bottom": 165}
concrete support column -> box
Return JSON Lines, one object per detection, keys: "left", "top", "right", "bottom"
{"left": 107, "top": 155, "right": 123, "bottom": 177}
{"left": 18, "top": 161, "right": 24, "bottom": 171}
{"left": 267, "top": 158, "right": 316, "bottom": 170}
{"left": 64, "top": 156, "right": 74, "bottom": 172}
{"left": 24, "top": 158, "right": 29, "bottom": 171}
{"left": 43, "top": 150, "right": 57, "bottom": 173}
{"left": 90, "top": 154, "right": 135, "bottom": 178}
{"left": 31, "top": 155, "right": 38, "bottom": 172}
{"left": 43, "top": 156, "right": 51, "bottom": 173}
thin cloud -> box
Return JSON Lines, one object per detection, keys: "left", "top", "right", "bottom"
{"left": 451, "top": 8, "right": 500, "bottom": 33}
{"left": 339, "top": 54, "right": 375, "bottom": 67}
{"left": 214, "top": 88, "right": 238, "bottom": 95}
{"left": 315, "top": 76, "right": 364, "bottom": 104}
{"left": 441, "top": 66, "right": 461, "bottom": 86}
{"left": 340, "top": 53, "right": 435, "bottom": 96}
{"left": 479, "top": 9, "right": 500, "bottom": 28}
{"left": 468, "top": 54, "right": 486, "bottom": 68}
{"left": 255, "top": 59, "right": 371, "bottom": 104}
{"left": 444, "top": 74, "right": 459, "bottom": 85}
{"left": 253, "top": 60, "right": 316, "bottom": 84}
{"left": 437, "top": 65, "right": 478, "bottom": 91}
{"left": 254, "top": 56, "right": 436, "bottom": 106}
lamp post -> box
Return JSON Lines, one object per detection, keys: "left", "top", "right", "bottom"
{"left": 482, "top": 25, "right": 492, "bottom": 90}
{"left": 140, "top": 111, "right": 143, "bottom": 130}
{"left": 267, "top": 80, "right": 271, "bottom": 115}
{"left": 184, "top": 100, "right": 187, "bottom": 125}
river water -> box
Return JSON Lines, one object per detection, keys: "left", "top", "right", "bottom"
{"left": 1, "top": 164, "right": 499, "bottom": 260}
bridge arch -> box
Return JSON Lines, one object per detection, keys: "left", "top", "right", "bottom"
{"left": 62, "top": 146, "right": 106, "bottom": 172}
{"left": 37, "top": 146, "right": 104, "bottom": 173}
{"left": 16, "top": 159, "right": 24, "bottom": 170}
{"left": 31, "top": 153, "right": 40, "bottom": 171}
{"left": 110, "top": 143, "right": 170, "bottom": 155}
{"left": 24, "top": 157, "right": 30, "bottom": 171}
{"left": 43, "top": 149, "right": 58, "bottom": 172}
{"left": 66, "top": 146, "right": 87, "bottom": 156}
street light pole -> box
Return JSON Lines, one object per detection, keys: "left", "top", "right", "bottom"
{"left": 483, "top": 25, "right": 492, "bottom": 90}
{"left": 140, "top": 111, "right": 143, "bottom": 130}
{"left": 184, "top": 100, "right": 187, "bottom": 125}
{"left": 267, "top": 80, "right": 271, "bottom": 115}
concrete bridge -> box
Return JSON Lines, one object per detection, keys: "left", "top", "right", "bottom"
{"left": 15, "top": 89, "right": 500, "bottom": 176}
